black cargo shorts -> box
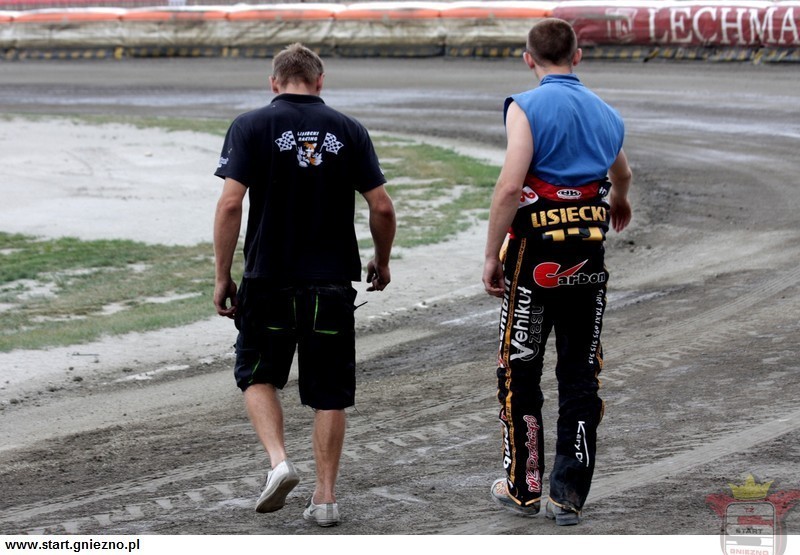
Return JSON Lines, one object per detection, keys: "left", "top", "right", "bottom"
{"left": 233, "top": 279, "right": 357, "bottom": 410}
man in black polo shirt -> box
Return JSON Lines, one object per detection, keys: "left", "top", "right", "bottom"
{"left": 213, "top": 43, "right": 396, "bottom": 527}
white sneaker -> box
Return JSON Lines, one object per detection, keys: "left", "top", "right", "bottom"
{"left": 303, "top": 497, "right": 341, "bottom": 527}
{"left": 255, "top": 460, "right": 300, "bottom": 513}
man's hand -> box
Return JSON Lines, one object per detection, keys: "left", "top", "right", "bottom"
{"left": 609, "top": 194, "right": 632, "bottom": 232}
{"left": 366, "top": 259, "right": 391, "bottom": 291}
{"left": 213, "top": 178, "right": 245, "bottom": 318}
{"left": 214, "top": 277, "right": 238, "bottom": 318}
{"left": 363, "top": 185, "right": 395, "bottom": 292}
{"left": 607, "top": 149, "right": 633, "bottom": 233}
{"left": 483, "top": 256, "right": 505, "bottom": 298}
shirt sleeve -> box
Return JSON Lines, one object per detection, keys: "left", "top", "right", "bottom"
{"left": 214, "top": 117, "right": 253, "bottom": 186}
{"left": 351, "top": 125, "right": 385, "bottom": 194}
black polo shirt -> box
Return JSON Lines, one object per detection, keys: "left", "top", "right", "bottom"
{"left": 215, "top": 94, "right": 385, "bottom": 283}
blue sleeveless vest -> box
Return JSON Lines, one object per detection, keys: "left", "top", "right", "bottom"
{"left": 506, "top": 74, "right": 624, "bottom": 187}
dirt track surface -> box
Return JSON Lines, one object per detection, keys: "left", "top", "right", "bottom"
{"left": 1, "top": 58, "right": 800, "bottom": 537}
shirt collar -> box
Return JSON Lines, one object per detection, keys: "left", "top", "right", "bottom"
{"left": 540, "top": 73, "right": 581, "bottom": 86}
{"left": 271, "top": 93, "right": 326, "bottom": 105}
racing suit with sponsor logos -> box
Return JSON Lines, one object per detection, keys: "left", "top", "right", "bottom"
{"left": 496, "top": 74, "right": 625, "bottom": 514}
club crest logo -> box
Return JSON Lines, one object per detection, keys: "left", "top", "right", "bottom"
{"left": 275, "top": 130, "right": 344, "bottom": 168}
{"left": 706, "top": 474, "right": 800, "bottom": 555}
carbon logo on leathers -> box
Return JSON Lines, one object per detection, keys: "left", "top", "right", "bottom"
{"left": 533, "top": 260, "right": 606, "bottom": 288}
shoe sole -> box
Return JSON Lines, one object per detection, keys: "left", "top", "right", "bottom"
{"left": 545, "top": 504, "right": 580, "bottom": 526}
{"left": 490, "top": 479, "right": 539, "bottom": 517}
{"left": 303, "top": 514, "right": 340, "bottom": 527}
{"left": 255, "top": 474, "right": 300, "bottom": 513}
{"left": 303, "top": 506, "right": 340, "bottom": 527}
{"left": 491, "top": 495, "right": 540, "bottom": 517}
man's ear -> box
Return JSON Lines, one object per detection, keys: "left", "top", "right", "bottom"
{"left": 572, "top": 48, "right": 583, "bottom": 67}
{"left": 316, "top": 74, "right": 325, "bottom": 94}
{"left": 523, "top": 50, "right": 536, "bottom": 70}
{"left": 270, "top": 75, "right": 280, "bottom": 94}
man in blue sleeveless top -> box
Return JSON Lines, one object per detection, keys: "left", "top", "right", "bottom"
{"left": 483, "top": 18, "right": 633, "bottom": 525}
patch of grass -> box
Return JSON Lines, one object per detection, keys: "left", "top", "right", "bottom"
{"left": 1, "top": 114, "right": 501, "bottom": 351}
{"left": 0, "top": 232, "right": 230, "bottom": 352}
{"left": 74, "top": 114, "right": 232, "bottom": 137}
{"left": 366, "top": 140, "right": 498, "bottom": 248}
{"left": 0, "top": 234, "right": 157, "bottom": 283}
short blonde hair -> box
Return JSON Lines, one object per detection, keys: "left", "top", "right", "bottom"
{"left": 272, "top": 43, "right": 325, "bottom": 87}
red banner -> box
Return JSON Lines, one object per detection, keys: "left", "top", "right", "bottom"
{"left": 553, "top": 1, "right": 800, "bottom": 47}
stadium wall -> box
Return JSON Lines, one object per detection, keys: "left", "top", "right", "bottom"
{"left": 0, "top": 1, "right": 797, "bottom": 61}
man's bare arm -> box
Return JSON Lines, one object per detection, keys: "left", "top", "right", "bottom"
{"left": 213, "top": 177, "right": 247, "bottom": 317}
{"left": 608, "top": 149, "right": 633, "bottom": 233}
{"left": 362, "top": 184, "right": 396, "bottom": 292}
{"left": 482, "top": 102, "right": 533, "bottom": 297}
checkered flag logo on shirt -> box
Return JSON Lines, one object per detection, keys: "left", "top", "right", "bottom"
{"left": 322, "top": 133, "right": 344, "bottom": 154}
{"left": 275, "top": 131, "right": 296, "bottom": 152}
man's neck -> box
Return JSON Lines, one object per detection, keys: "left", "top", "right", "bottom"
{"left": 279, "top": 83, "right": 319, "bottom": 96}
{"left": 272, "top": 75, "right": 324, "bottom": 96}
{"left": 535, "top": 66, "right": 573, "bottom": 81}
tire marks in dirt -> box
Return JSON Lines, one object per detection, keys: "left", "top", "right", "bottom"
{"left": 601, "top": 263, "right": 800, "bottom": 387}
{"left": 0, "top": 377, "right": 496, "bottom": 534}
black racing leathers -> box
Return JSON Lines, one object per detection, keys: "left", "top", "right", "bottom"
{"left": 496, "top": 177, "right": 609, "bottom": 513}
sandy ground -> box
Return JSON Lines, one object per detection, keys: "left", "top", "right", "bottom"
{"left": 1, "top": 58, "right": 800, "bottom": 544}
